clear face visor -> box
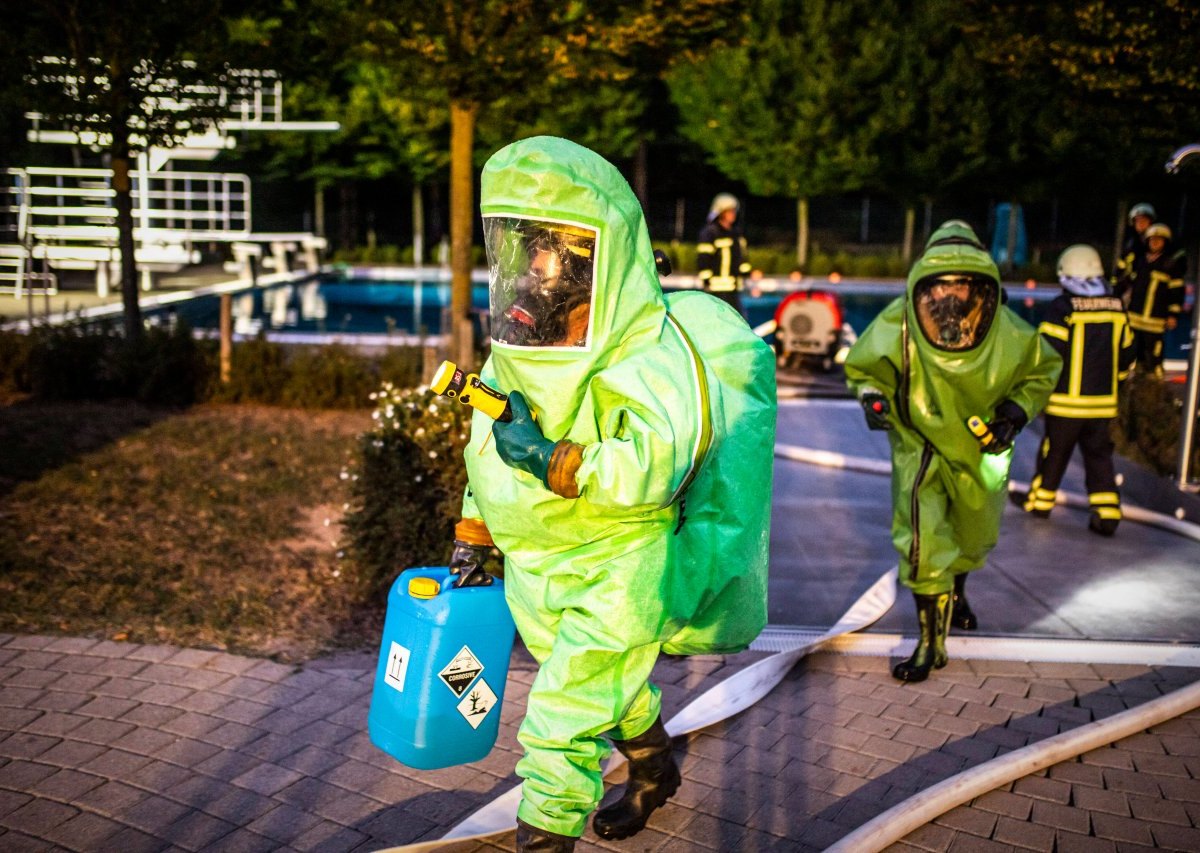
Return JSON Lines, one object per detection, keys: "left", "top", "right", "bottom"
{"left": 913, "top": 273, "right": 998, "bottom": 351}
{"left": 484, "top": 215, "right": 597, "bottom": 349}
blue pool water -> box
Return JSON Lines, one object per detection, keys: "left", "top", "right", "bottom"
{"left": 153, "top": 276, "right": 1191, "bottom": 359}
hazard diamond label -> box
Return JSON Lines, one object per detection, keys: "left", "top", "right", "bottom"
{"left": 383, "top": 641, "right": 411, "bottom": 693}
{"left": 456, "top": 677, "right": 498, "bottom": 729}
{"left": 438, "top": 645, "right": 484, "bottom": 697}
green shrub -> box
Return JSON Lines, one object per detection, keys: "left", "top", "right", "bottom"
{"left": 0, "top": 329, "right": 32, "bottom": 392}
{"left": 210, "top": 336, "right": 289, "bottom": 404}
{"left": 209, "top": 337, "right": 427, "bottom": 410}
{"left": 18, "top": 320, "right": 208, "bottom": 405}
{"left": 1115, "top": 373, "right": 1193, "bottom": 476}
{"left": 282, "top": 345, "right": 380, "bottom": 409}
{"left": 654, "top": 241, "right": 697, "bottom": 275}
{"left": 342, "top": 383, "right": 481, "bottom": 593}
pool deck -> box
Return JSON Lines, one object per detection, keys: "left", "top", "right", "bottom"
{"left": 2, "top": 275, "right": 1200, "bottom": 852}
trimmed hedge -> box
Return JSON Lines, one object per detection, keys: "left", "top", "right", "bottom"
{"left": 0, "top": 324, "right": 424, "bottom": 410}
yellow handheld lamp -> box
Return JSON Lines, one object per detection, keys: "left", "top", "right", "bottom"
{"left": 966, "top": 415, "right": 997, "bottom": 450}
{"left": 431, "top": 360, "right": 513, "bottom": 422}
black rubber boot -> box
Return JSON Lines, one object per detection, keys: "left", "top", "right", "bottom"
{"left": 892, "top": 592, "right": 952, "bottom": 683}
{"left": 1089, "top": 512, "right": 1119, "bottom": 537}
{"left": 951, "top": 574, "right": 978, "bottom": 631}
{"left": 592, "top": 716, "right": 681, "bottom": 840}
{"left": 515, "top": 818, "right": 576, "bottom": 852}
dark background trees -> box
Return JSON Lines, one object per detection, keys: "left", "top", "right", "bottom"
{"left": 5, "top": 0, "right": 1199, "bottom": 343}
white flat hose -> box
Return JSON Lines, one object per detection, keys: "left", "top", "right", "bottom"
{"left": 374, "top": 569, "right": 897, "bottom": 852}
{"left": 825, "top": 678, "right": 1200, "bottom": 853}
{"left": 774, "top": 441, "right": 1200, "bottom": 543}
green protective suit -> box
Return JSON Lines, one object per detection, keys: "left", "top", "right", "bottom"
{"left": 844, "top": 222, "right": 1061, "bottom": 596}
{"left": 460, "top": 136, "right": 776, "bottom": 837}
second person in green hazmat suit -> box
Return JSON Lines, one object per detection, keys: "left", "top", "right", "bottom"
{"left": 845, "top": 220, "right": 1061, "bottom": 683}
{"left": 448, "top": 137, "right": 776, "bottom": 851}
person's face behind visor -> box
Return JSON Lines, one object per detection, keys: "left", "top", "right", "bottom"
{"left": 913, "top": 273, "right": 998, "bottom": 352}
{"left": 485, "top": 216, "right": 596, "bottom": 349}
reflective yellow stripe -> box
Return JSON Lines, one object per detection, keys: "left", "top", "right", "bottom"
{"left": 707, "top": 276, "right": 737, "bottom": 292}
{"left": 1039, "top": 322, "right": 1069, "bottom": 341}
{"left": 697, "top": 269, "right": 713, "bottom": 280}
{"left": 1046, "top": 402, "right": 1118, "bottom": 418}
{"left": 1048, "top": 392, "right": 1117, "bottom": 408}
{"left": 1130, "top": 314, "right": 1167, "bottom": 333}
{"left": 1089, "top": 492, "right": 1119, "bottom": 505}
{"left": 1072, "top": 311, "right": 1127, "bottom": 324}
{"left": 696, "top": 243, "right": 714, "bottom": 252}
{"left": 712, "top": 237, "right": 734, "bottom": 248}
{"left": 1095, "top": 506, "right": 1122, "bottom": 520}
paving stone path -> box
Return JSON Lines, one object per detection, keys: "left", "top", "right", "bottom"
{"left": 3, "top": 633, "right": 1199, "bottom": 852}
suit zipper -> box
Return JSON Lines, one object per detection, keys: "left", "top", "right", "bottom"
{"left": 908, "top": 441, "right": 934, "bottom": 581}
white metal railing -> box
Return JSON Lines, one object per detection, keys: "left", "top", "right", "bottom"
{"left": 2, "top": 166, "right": 251, "bottom": 244}
{"left": 0, "top": 165, "right": 251, "bottom": 295}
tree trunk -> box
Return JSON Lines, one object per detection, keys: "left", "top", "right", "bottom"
{"left": 1113, "top": 197, "right": 1128, "bottom": 273}
{"left": 1005, "top": 200, "right": 1020, "bottom": 274}
{"left": 902, "top": 205, "right": 916, "bottom": 264}
{"left": 412, "top": 183, "right": 425, "bottom": 268}
{"left": 112, "top": 150, "right": 141, "bottom": 339}
{"left": 449, "top": 99, "right": 479, "bottom": 369}
{"left": 796, "top": 197, "right": 809, "bottom": 269}
{"left": 633, "top": 139, "right": 649, "bottom": 210}
{"left": 314, "top": 183, "right": 326, "bottom": 238}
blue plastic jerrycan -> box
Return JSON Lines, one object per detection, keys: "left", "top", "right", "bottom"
{"left": 368, "top": 566, "right": 516, "bottom": 770}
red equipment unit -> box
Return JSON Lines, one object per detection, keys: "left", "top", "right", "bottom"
{"left": 774, "top": 290, "right": 844, "bottom": 370}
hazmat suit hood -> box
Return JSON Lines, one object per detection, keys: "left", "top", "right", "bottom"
{"left": 907, "top": 221, "right": 1001, "bottom": 359}
{"left": 846, "top": 219, "right": 1060, "bottom": 491}
{"left": 480, "top": 136, "right": 666, "bottom": 438}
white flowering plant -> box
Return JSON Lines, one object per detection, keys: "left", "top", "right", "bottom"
{"left": 342, "top": 381, "right": 479, "bottom": 592}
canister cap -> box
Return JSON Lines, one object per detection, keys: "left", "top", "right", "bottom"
{"left": 408, "top": 577, "right": 441, "bottom": 599}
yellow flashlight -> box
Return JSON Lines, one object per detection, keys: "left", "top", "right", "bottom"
{"left": 966, "top": 415, "right": 996, "bottom": 450}
{"left": 431, "top": 361, "right": 513, "bottom": 422}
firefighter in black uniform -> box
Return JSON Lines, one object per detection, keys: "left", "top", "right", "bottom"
{"left": 1022, "top": 245, "right": 1134, "bottom": 535}
{"left": 1113, "top": 202, "right": 1155, "bottom": 285}
{"left": 1115, "top": 222, "right": 1186, "bottom": 377}
{"left": 697, "top": 193, "right": 752, "bottom": 319}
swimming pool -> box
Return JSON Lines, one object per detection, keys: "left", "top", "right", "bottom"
{"left": 150, "top": 272, "right": 1192, "bottom": 360}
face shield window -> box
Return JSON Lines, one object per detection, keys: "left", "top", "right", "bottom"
{"left": 484, "top": 216, "right": 597, "bottom": 349}
{"left": 913, "top": 273, "right": 998, "bottom": 352}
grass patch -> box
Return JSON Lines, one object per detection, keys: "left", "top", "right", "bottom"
{"left": 0, "top": 402, "right": 379, "bottom": 661}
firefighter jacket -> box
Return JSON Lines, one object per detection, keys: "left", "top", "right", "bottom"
{"left": 1117, "top": 246, "right": 1186, "bottom": 334}
{"left": 1113, "top": 233, "right": 1144, "bottom": 285}
{"left": 696, "top": 221, "right": 751, "bottom": 293}
{"left": 1038, "top": 292, "right": 1134, "bottom": 419}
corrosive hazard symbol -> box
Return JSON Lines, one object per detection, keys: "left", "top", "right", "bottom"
{"left": 457, "top": 677, "right": 498, "bottom": 729}
{"left": 383, "top": 641, "right": 411, "bottom": 693}
{"left": 438, "top": 646, "right": 484, "bottom": 697}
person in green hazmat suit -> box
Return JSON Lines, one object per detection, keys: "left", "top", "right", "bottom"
{"left": 447, "top": 136, "right": 776, "bottom": 852}
{"left": 844, "top": 220, "right": 1060, "bottom": 683}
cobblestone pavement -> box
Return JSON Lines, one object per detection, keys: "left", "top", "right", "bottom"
{"left": 2, "top": 632, "right": 1199, "bottom": 852}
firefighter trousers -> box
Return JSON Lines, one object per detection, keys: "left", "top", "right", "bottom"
{"left": 1025, "top": 415, "right": 1121, "bottom": 530}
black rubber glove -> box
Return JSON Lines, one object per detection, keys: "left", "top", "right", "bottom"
{"left": 448, "top": 541, "right": 491, "bottom": 587}
{"left": 984, "top": 399, "right": 1028, "bottom": 453}
{"left": 860, "top": 391, "right": 893, "bottom": 431}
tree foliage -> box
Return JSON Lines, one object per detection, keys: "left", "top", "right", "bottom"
{"left": 18, "top": 0, "right": 240, "bottom": 337}
{"left": 668, "top": 0, "right": 898, "bottom": 263}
